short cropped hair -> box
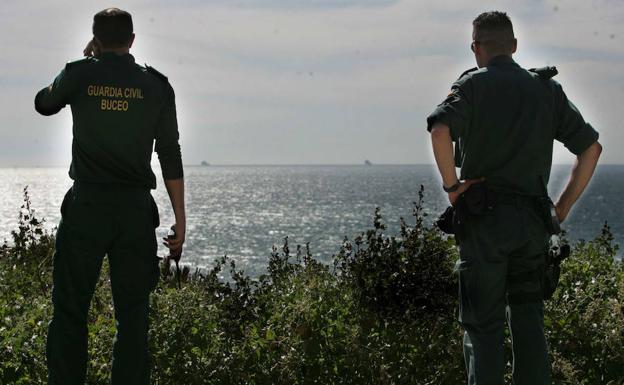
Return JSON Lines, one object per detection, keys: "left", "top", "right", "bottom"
{"left": 472, "top": 11, "right": 515, "bottom": 54}
{"left": 93, "top": 8, "right": 133, "bottom": 48}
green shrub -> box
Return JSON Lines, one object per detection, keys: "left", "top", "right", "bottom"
{"left": 545, "top": 224, "right": 624, "bottom": 384}
{"left": 334, "top": 186, "right": 457, "bottom": 318}
{"left": 0, "top": 187, "right": 622, "bottom": 385}
{"left": 0, "top": 187, "right": 54, "bottom": 385}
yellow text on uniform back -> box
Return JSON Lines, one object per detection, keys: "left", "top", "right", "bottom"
{"left": 87, "top": 85, "right": 144, "bottom": 111}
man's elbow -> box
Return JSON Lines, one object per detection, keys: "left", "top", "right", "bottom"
{"left": 34, "top": 102, "right": 58, "bottom": 116}
{"left": 430, "top": 123, "right": 451, "bottom": 141}
{"left": 593, "top": 141, "right": 603, "bottom": 156}
{"left": 583, "top": 141, "right": 602, "bottom": 160}
{"left": 158, "top": 150, "right": 184, "bottom": 181}
{"left": 164, "top": 177, "right": 184, "bottom": 184}
{"left": 34, "top": 90, "right": 61, "bottom": 116}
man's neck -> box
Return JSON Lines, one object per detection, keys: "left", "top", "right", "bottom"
{"left": 479, "top": 53, "right": 513, "bottom": 68}
{"left": 99, "top": 47, "right": 130, "bottom": 56}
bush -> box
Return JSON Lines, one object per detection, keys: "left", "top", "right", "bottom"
{"left": 0, "top": 187, "right": 55, "bottom": 385}
{"left": 334, "top": 186, "right": 457, "bottom": 318}
{"left": 545, "top": 223, "right": 624, "bottom": 384}
{"left": 0, "top": 187, "right": 622, "bottom": 384}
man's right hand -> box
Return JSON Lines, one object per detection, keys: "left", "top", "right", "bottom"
{"left": 83, "top": 38, "right": 102, "bottom": 57}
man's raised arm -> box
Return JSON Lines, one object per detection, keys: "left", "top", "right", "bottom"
{"left": 34, "top": 68, "right": 72, "bottom": 116}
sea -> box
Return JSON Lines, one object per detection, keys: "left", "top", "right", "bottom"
{"left": 0, "top": 165, "right": 621, "bottom": 276}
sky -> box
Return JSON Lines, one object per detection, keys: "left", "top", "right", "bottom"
{"left": 1, "top": 0, "right": 623, "bottom": 166}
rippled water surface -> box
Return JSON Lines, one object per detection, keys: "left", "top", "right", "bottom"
{"left": 0, "top": 165, "right": 620, "bottom": 275}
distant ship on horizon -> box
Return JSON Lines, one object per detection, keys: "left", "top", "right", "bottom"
{"left": 201, "top": 160, "right": 210, "bottom": 166}
{"left": 364, "top": 159, "right": 373, "bottom": 166}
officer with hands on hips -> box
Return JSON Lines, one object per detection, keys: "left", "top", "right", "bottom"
{"left": 427, "top": 11, "right": 602, "bottom": 385}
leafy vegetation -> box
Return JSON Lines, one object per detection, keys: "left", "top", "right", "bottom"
{"left": 0, "top": 186, "right": 622, "bottom": 384}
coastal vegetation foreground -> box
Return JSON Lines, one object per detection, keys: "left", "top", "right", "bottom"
{"left": 0, "top": 187, "right": 622, "bottom": 384}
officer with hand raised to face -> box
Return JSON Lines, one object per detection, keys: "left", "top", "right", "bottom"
{"left": 36, "top": 8, "right": 185, "bottom": 385}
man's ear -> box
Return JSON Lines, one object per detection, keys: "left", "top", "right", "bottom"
{"left": 92, "top": 36, "right": 103, "bottom": 57}
{"left": 474, "top": 42, "right": 485, "bottom": 57}
{"left": 128, "top": 33, "right": 135, "bottom": 49}
{"left": 511, "top": 38, "right": 518, "bottom": 54}
{"left": 93, "top": 37, "right": 104, "bottom": 49}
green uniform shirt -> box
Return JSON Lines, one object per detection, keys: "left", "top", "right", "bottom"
{"left": 427, "top": 55, "right": 599, "bottom": 196}
{"left": 35, "top": 52, "right": 183, "bottom": 189}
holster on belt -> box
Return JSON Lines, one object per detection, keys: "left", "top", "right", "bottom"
{"left": 542, "top": 243, "right": 570, "bottom": 300}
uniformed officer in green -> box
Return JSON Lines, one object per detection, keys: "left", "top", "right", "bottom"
{"left": 35, "top": 8, "right": 186, "bottom": 385}
{"left": 426, "top": 11, "right": 602, "bottom": 385}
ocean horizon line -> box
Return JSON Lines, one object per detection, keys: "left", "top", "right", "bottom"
{"left": 1, "top": 162, "right": 623, "bottom": 169}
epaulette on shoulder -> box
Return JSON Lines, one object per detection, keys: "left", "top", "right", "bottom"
{"left": 145, "top": 64, "right": 168, "bottom": 83}
{"left": 528, "top": 66, "right": 558, "bottom": 80}
{"left": 65, "top": 57, "right": 96, "bottom": 70}
{"left": 457, "top": 67, "right": 478, "bottom": 80}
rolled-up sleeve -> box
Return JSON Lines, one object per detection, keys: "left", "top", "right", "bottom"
{"left": 426, "top": 79, "right": 472, "bottom": 141}
{"left": 34, "top": 68, "right": 71, "bottom": 116}
{"left": 554, "top": 83, "right": 599, "bottom": 155}
{"left": 155, "top": 83, "right": 184, "bottom": 180}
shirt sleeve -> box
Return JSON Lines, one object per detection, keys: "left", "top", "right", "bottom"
{"left": 554, "top": 83, "right": 599, "bottom": 155}
{"left": 426, "top": 79, "right": 472, "bottom": 141}
{"left": 34, "top": 68, "right": 72, "bottom": 116}
{"left": 154, "top": 82, "right": 184, "bottom": 180}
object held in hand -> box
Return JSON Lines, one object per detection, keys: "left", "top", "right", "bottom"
{"left": 167, "top": 226, "right": 182, "bottom": 288}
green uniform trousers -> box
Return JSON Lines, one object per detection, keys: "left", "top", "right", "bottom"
{"left": 47, "top": 182, "right": 160, "bottom": 385}
{"left": 457, "top": 199, "right": 551, "bottom": 385}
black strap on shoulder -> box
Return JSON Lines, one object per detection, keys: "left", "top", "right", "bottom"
{"left": 458, "top": 67, "right": 478, "bottom": 80}
{"left": 528, "top": 66, "right": 558, "bottom": 80}
{"left": 65, "top": 57, "right": 96, "bottom": 71}
{"left": 145, "top": 64, "right": 168, "bottom": 83}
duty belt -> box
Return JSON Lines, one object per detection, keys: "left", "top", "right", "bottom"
{"left": 492, "top": 190, "right": 544, "bottom": 208}
{"left": 494, "top": 190, "right": 561, "bottom": 235}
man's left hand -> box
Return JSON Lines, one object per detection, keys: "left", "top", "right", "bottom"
{"left": 83, "top": 38, "right": 101, "bottom": 57}
{"left": 554, "top": 202, "right": 570, "bottom": 224}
